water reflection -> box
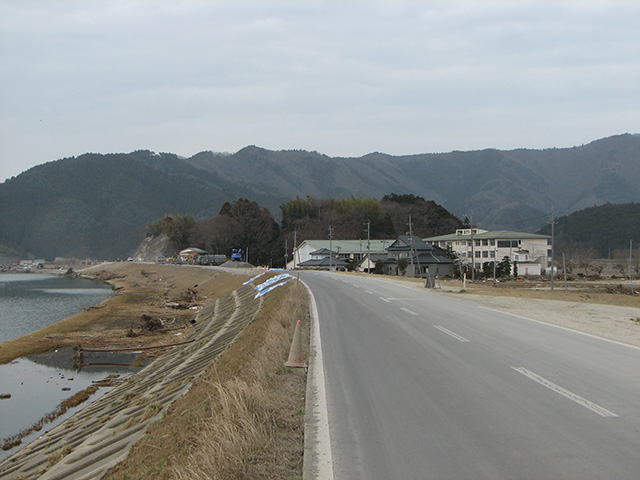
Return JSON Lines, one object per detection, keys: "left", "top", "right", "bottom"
{"left": 0, "top": 273, "right": 112, "bottom": 344}
{"left": 0, "top": 348, "right": 150, "bottom": 461}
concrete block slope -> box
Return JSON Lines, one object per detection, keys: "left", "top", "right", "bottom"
{"left": 0, "top": 284, "right": 262, "bottom": 480}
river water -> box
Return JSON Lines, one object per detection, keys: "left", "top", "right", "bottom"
{"left": 0, "top": 273, "right": 145, "bottom": 461}
{"left": 0, "top": 273, "right": 113, "bottom": 344}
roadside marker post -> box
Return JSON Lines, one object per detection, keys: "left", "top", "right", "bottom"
{"left": 285, "top": 319, "right": 308, "bottom": 369}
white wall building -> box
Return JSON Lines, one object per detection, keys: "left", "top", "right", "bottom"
{"left": 424, "top": 228, "right": 552, "bottom": 276}
{"left": 288, "top": 239, "right": 393, "bottom": 270}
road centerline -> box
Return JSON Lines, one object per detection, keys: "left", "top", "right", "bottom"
{"left": 400, "top": 307, "right": 419, "bottom": 316}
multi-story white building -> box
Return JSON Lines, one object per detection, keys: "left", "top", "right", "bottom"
{"left": 424, "top": 228, "right": 552, "bottom": 276}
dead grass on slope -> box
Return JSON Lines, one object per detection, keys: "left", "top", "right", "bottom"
{"left": 102, "top": 280, "right": 310, "bottom": 480}
{"left": 0, "top": 264, "right": 248, "bottom": 364}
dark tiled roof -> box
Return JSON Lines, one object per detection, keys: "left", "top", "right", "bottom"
{"left": 298, "top": 257, "right": 349, "bottom": 268}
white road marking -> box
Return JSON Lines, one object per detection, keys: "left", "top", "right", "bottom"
{"left": 434, "top": 325, "right": 470, "bottom": 342}
{"left": 479, "top": 307, "right": 640, "bottom": 351}
{"left": 301, "top": 282, "right": 335, "bottom": 479}
{"left": 512, "top": 367, "right": 618, "bottom": 418}
{"left": 400, "top": 307, "right": 419, "bottom": 316}
{"left": 379, "top": 297, "right": 391, "bottom": 303}
{"left": 364, "top": 289, "right": 374, "bottom": 295}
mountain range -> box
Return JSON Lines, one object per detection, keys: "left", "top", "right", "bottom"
{"left": 0, "top": 134, "right": 638, "bottom": 260}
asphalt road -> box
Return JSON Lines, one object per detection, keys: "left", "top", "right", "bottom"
{"left": 301, "top": 271, "right": 640, "bottom": 480}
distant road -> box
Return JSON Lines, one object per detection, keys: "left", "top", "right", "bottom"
{"left": 302, "top": 271, "right": 640, "bottom": 480}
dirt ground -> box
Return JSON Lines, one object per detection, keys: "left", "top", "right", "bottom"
{"left": 0, "top": 263, "right": 254, "bottom": 364}
{"left": 382, "top": 275, "right": 640, "bottom": 347}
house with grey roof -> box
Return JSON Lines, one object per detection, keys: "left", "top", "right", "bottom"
{"left": 291, "top": 236, "right": 453, "bottom": 277}
{"left": 296, "top": 247, "right": 350, "bottom": 270}
{"left": 383, "top": 235, "right": 454, "bottom": 277}
{"left": 288, "top": 239, "right": 393, "bottom": 270}
{"left": 424, "top": 228, "right": 551, "bottom": 276}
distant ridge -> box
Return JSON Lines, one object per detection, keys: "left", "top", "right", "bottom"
{"left": 0, "top": 134, "right": 638, "bottom": 260}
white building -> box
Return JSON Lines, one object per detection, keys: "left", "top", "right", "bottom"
{"left": 288, "top": 239, "right": 393, "bottom": 270}
{"left": 424, "top": 228, "right": 552, "bottom": 276}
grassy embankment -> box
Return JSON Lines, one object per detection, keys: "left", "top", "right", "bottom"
{"left": 1, "top": 263, "right": 309, "bottom": 479}
{"left": 101, "top": 272, "right": 309, "bottom": 480}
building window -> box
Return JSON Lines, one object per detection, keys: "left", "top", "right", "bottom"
{"left": 475, "top": 240, "right": 481, "bottom": 246}
{"left": 490, "top": 239, "right": 495, "bottom": 246}
{"left": 475, "top": 251, "right": 481, "bottom": 258}
{"left": 490, "top": 251, "right": 496, "bottom": 257}
{"left": 482, "top": 239, "right": 488, "bottom": 246}
{"left": 482, "top": 251, "right": 488, "bottom": 258}
{"left": 498, "top": 240, "right": 518, "bottom": 248}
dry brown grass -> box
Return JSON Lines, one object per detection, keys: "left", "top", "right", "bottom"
{"left": 446, "top": 278, "right": 640, "bottom": 308}
{"left": 102, "top": 280, "right": 309, "bottom": 480}
{"left": 0, "top": 264, "right": 249, "bottom": 364}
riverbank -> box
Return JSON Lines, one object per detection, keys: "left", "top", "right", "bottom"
{"left": 0, "top": 263, "right": 249, "bottom": 364}
{"left": 0, "top": 263, "right": 308, "bottom": 480}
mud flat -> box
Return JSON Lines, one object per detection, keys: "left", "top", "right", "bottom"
{"left": 0, "top": 263, "right": 249, "bottom": 365}
{"left": 0, "top": 271, "right": 263, "bottom": 478}
{"left": 0, "top": 264, "right": 307, "bottom": 480}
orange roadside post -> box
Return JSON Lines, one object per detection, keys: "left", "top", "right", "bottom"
{"left": 285, "top": 319, "right": 307, "bottom": 369}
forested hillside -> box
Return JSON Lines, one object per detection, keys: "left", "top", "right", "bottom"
{"left": 0, "top": 151, "right": 240, "bottom": 259}
{"left": 280, "top": 194, "right": 461, "bottom": 242}
{"left": 538, "top": 202, "right": 640, "bottom": 258}
{"left": 187, "top": 134, "right": 640, "bottom": 232}
{"left": 142, "top": 196, "right": 461, "bottom": 267}
{"left": 0, "top": 134, "right": 637, "bottom": 260}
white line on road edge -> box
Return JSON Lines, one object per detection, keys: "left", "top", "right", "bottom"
{"left": 400, "top": 307, "right": 419, "bottom": 316}
{"left": 512, "top": 367, "right": 618, "bottom": 418}
{"left": 379, "top": 297, "right": 391, "bottom": 303}
{"left": 434, "top": 325, "right": 470, "bottom": 342}
{"left": 302, "top": 282, "right": 335, "bottom": 480}
{"left": 479, "top": 306, "right": 640, "bottom": 351}
{"left": 364, "top": 289, "right": 374, "bottom": 295}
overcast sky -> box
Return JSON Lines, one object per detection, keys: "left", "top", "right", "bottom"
{"left": 1, "top": 0, "right": 638, "bottom": 182}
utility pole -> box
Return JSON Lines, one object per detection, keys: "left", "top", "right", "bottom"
{"left": 328, "top": 226, "right": 334, "bottom": 272}
{"left": 493, "top": 246, "right": 497, "bottom": 285}
{"left": 366, "top": 220, "right": 371, "bottom": 274}
{"left": 470, "top": 215, "right": 475, "bottom": 282}
{"left": 408, "top": 216, "right": 415, "bottom": 276}
{"left": 550, "top": 209, "right": 555, "bottom": 291}
{"left": 293, "top": 229, "right": 298, "bottom": 270}
{"left": 284, "top": 238, "right": 288, "bottom": 269}
{"left": 630, "top": 239, "right": 635, "bottom": 295}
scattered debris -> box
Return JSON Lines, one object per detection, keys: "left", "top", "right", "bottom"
{"left": 140, "top": 314, "right": 164, "bottom": 332}
{"left": 605, "top": 284, "right": 636, "bottom": 295}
